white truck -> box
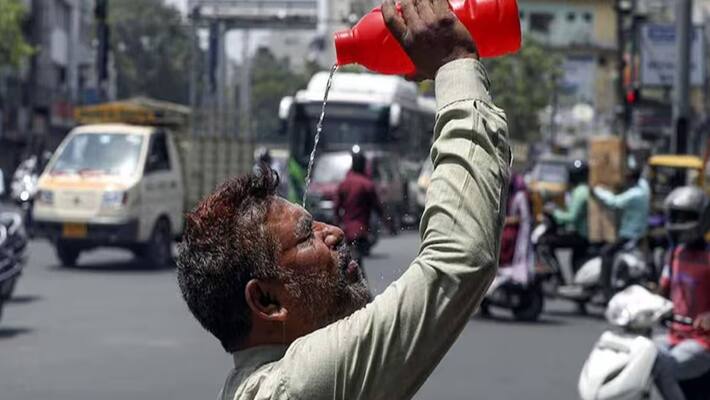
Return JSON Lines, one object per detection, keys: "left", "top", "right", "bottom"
{"left": 32, "top": 97, "right": 252, "bottom": 267}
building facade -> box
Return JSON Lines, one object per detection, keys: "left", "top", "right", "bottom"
{"left": 0, "top": 0, "right": 100, "bottom": 179}
{"left": 519, "top": 0, "right": 619, "bottom": 138}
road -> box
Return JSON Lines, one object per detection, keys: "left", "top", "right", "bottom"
{"left": 0, "top": 232, "right": 607, "bottom": 399}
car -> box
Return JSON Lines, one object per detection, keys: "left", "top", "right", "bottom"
{"left": 305, "top": 150, "right": 406, "bottom": 232}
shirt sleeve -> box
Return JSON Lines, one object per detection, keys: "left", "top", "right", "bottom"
{"left": 277, "top": 59, "right": 511, "bottom": 400}
{"left": 594, "top": 186, "right": 638, "bottom": 210}
{"left": 554, "top": 187, "right": 583, "bottom": 225}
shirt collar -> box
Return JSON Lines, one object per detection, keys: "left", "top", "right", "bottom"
{"left": 232, "top": 345, "right": 288, "bottom": 371}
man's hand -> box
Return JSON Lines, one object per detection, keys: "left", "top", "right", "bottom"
{"left": 382, "top": 0, "right": 478, "bottom": 80}
{"left": 693, "top": 312, "right": 710, "bottom": 332}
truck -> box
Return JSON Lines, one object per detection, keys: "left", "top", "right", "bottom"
{"left": 32, "top": 97, "right": 253, "bottom": 267}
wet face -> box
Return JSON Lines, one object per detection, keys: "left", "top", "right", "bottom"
{"left": 266, "top": 197, "right": 371, "bottom": 331}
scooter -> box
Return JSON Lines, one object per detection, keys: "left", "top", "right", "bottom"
{"left": 482, "top": 219, "right": 544, "bottom": 321}
{"left": 578, "top": 285, "right": 710, "bottom": 400}
{"left": 531, "top": 212, "right": 602, "bottom": 297}
{"left": 555, "top": 241, "right": 650, "bottom": 313}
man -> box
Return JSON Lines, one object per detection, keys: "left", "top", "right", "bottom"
{"left": 593, "top": 164, "right": 650, "bottom": 300}
{"left": 176, "top": 0, "right": 511, "bottom": 398}
{"left": 653, "top": 186, "right": 710, "bottom": 400}
{"left": 334, "top": 150, "right": 384, "bottom": 267}
{"left": 538, "top": 160, "right": 590, "bottom": 272}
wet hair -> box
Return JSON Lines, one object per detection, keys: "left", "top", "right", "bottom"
{"left": 176, "top": 166, "right": 280, "bottom": 352}
{"left": 351, "top": 152, "right": 366, "bottom": 174}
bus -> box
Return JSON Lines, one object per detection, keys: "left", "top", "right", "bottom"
{"left": 279, "top": 71, "right": 436, "bottom": 206}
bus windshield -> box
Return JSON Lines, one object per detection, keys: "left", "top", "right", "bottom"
{"left": 51, "top": 133, "right": 145, "bottom": 177}
{"left": 291, "top": 103, "right": 390, "bottom": 162}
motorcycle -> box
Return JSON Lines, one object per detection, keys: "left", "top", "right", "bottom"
{"left": 578, "top": 285, "right": 710, "bottom": 400}
{"left": 0, "top": 211, "right": 28, "bottom": 322}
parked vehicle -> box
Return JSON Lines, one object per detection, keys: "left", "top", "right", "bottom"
{"left": 578, "top": 285, "right": 710, "bottom": 400}
{"left": 305, "top": 150, "right": 404, "bottom": 248}
{"left": 32, "top": 97, "right": 253, "bottom": 268}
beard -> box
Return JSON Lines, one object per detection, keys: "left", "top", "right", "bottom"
{"left": 281, "top": 244, "right": 372, "bottom": 329}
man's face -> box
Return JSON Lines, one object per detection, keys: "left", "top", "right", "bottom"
{"left": 266, "top": 197, "right": 371, "bottom": 331}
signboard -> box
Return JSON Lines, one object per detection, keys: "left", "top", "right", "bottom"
{"left": 190, "top": 0, "right": 318, "bottom": 29}
{"left": 640, "top": 23, "right": 705, "bottom": 87}
{"left": 561, "top": 55, "right": 597, "bottom": 105}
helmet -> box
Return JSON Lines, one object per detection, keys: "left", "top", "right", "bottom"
{"left": 568, "top": 160, "right": 589, "bottom": 186}
{"left": 351, "top": 148, "right": 366, "bottom": 174}
{"left": 664, "top": 186, "right": 710, "bottom": 244}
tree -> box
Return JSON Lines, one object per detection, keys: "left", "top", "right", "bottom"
{"left": 110, "top": 0, "right": 191, "bottom": 103}
{"left": 0, "top": 0, "right": 33, "bottom": 69}
{"left": 484, "top": 39, "right": 563, "bottom": 142}
{"left": 250, "top": 48, "right": 310, "bottom": 139}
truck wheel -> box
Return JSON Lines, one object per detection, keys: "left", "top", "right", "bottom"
{"left": 146, "top": 219, "right": 172, "bottom": 268}
{"left": 56, "top": 242, "right": 80, "bottom": 267}
{"left": 512, "top": 288, "right": 544, "bottom": 322}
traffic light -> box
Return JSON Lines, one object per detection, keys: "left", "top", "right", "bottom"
{"left": 625, "top": 88, "right": 638, "bottom": 105}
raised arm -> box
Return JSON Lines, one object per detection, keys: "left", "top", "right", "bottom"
{"left": 277, "top": 2, "right": 511, "bottom": 398}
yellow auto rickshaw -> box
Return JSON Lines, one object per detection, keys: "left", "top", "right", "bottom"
{"left": 648, "top": 155, "right": 704, "bottom": 214}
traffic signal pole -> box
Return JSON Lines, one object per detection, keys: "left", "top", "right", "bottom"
{"left": 672, "top": 0, "right": 692, "bottom": 154}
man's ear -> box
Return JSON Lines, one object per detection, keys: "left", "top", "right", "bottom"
{"left": 245, "top": 279, "right": 288, "bottom": 322}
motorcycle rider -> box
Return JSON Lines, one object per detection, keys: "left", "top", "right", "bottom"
{"left": 334, "top": 150, "right": 384, "bottom": 269}
{"left": 652, "top": 186, "right": 710, "bottom": 400}
{"left": 592, "top": 163, "right": 650, "bottom": 301}
{"left": 538, "top": 160, "right": 590, "bottom": 271}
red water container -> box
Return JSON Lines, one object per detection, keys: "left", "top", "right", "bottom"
{"left": 334, "top": 0, "right": 521, "bottom": 75}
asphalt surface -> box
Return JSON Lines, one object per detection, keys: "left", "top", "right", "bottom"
{"left": 0, "top": 231, "right": 609, "bottom": 399}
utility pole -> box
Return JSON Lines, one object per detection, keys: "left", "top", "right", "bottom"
{"left": 239, "top": 30, "right": 252, "bottom": 141}
{"left": 672, "top": 0, "right": 692, "bottom": 154}
{"left": 95, "top": 0, "right": 110, "bottom": 102}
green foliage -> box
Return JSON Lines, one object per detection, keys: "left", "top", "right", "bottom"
{"left": 0, "top": 0, "right": 33, "bottom": 68}
{"left": 484, "top": 39, "right": 563, "bottom": 142}
{"left": 250, "top": 48, "right": 310, "bottom": 138}
{"left": 110, "top": 0, "right": 190, "bottom": 104}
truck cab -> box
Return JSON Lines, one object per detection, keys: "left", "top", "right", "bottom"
{"left": 33, "top": 99, "right": 188, "bottom": 267}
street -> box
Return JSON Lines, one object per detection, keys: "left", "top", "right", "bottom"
{"left": 0, "top": 232, "right": 608, "bottom": 400}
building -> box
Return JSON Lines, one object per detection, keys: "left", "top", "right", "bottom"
{"left": 519, "top": 0, "right": 619, "bottom": 139}
{"left": 0, "top": 0, "right": 102, "bottom": 180}
{"left": 264, "top": 0, "right": 377, "bottom": 71}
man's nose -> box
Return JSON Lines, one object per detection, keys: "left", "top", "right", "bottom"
{"left": 321, "top": 223, "right": 344, "bottom": 248}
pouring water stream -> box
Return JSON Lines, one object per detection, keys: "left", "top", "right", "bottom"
{"left": 302, "top": 64, "right": 338, "bottom": 207}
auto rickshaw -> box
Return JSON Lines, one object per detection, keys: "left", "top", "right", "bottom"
{"left": 647, "top": 155, "right": 706, "bottom": 246}
{"left": 527, "top": 155, "right": 568, "bottom": 222}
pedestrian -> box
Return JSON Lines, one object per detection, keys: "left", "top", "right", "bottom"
{"left": 592, "top": 163, "right": 650, "bottom": 301}
{"left": 176, "top": 0, "right": 511, "bottom": 398}
{"left": 334, "top": 149, "right": 384, "bottom": 270}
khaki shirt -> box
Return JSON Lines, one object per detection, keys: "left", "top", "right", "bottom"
{"left": 221, "top": 59, "right": 512, "bottom": 400}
